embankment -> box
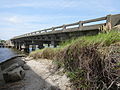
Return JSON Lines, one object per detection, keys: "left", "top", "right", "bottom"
{"left": 29, "top": 31, "right": 120, "bottom": 90}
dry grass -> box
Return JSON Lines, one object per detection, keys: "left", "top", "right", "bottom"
{"left": 61, "top": 43, "right": 120, "bottom": 89}
{"left": 29, "top": 48, "right": 60, "bottom": 60}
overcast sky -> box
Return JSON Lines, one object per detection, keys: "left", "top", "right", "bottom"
{"left": 0, "top": 0, "right": 120, "bottom": 40}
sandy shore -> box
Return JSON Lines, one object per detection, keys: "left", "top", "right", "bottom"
{"left": 0, "top": 57, "right": 72, "bottom": 90}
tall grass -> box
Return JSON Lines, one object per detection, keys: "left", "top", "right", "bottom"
{"left": 60, "top": 31, "right": 120, "bottom": 47}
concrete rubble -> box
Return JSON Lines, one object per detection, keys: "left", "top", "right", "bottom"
{"left": 0, "top": 57, "right": 72, "bottom": 90}
{"left": 3, "top": 63, "right": 25, "bottom": 83}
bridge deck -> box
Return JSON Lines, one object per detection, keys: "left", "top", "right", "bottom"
{"left": 12, "top": 16, "right": 108, "bottom": 39}
{"left": 10, "top": 14, "right": 120, "bottom": 52}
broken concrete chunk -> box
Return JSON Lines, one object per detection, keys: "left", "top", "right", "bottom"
{"left": 4, "top": 63, "right": 20, "bottom": 72}
{"left": 3, "top": 63, "right": 25, "bottom": 83}
{"left": 22, "top": 64, "right": 30, "bottom": 70}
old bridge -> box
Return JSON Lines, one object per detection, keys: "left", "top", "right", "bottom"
{"left": 10, "top": 14, "right": 120, "bottom": 52}
{"left": 0, "top": 43, "right": 4, "bottom": 48}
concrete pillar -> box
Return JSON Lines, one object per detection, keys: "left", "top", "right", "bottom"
{"left": 21, "top": 44, "right": 29, "bottom": 53}
{"left": 48, "top": 43, "right": 50, "bottom": 47}
{"left": 16, "top": 44, "right": 19, "bottom": 50}
{"left": 24, "top": 45, "right": 29, "bottom": 53}
{"left": 19, "top": 45, "right": 21, "bottom": 50}
{"left": 32, "top": 45, "right": 36, "bottom": 51}
{"left": 18, "top": 43, "right": 22, "bottom": 50}
{"left": 13, "top": 45, "right": 16, "bottom": 49}
{"left": 51, "top": 41, "right": 57, "bottom": 48}
{"left": 14, "top": 42, "right": 19, "bottom": 49}
{"left": 38, "top": 43, "right": 44, "bottom": 49}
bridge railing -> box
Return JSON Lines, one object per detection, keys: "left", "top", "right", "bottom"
{"left": 12, "top": 15, "right": 110, "bottom": 39}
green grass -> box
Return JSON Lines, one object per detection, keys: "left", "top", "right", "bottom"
{"left": 29, "top": 47, "right": 60, "bottom": 59}
{"left": 60, "top": 31, "right": 120, "bottom": 47}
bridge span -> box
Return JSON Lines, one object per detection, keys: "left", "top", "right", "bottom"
{"left": 11, "top": 14, "right": 120, "bottom": 52}
{"left": 0, "top": 43, "right": 4, "bottom": 48}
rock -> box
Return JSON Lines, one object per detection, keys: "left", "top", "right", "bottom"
{"left": 50, "top": 86, "right": 60, "bottom": 90}
{"left": 0, "top": 66, "right": 5, "bottom": 86}
{"left": 3, "top": 63, "right": 25, "bottom": 83}
{"left": 4, "top": 63, "right": 20, "bottom": 72}
{"left": 0, "top": 57, "right": 26, "bottom": 70}
{"left": 22, "top": 64, "right": 30, "bottom": 70}
{"left": 45, "top": 86, "right": 60, "bottom": 90}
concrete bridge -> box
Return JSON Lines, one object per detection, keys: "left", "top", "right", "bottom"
{"left": 11, "top": 14, "right": 120, "bottom": 52}
{"left": 0, "top": 43, "right": 4, "bottom": 48}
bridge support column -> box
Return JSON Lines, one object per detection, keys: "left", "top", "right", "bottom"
{"left": 24, "top": 45, "right": 29, "bottom": 53}
{"left": 18, "top": 43, "right": 22, "bottom": 50}
{"left": 32, "top": 45, "right": 36, "bottom": 51}
{"left": 19, "top": 46, "right": 22, "bottom": 50}
{"left": 12, "top": 43, "right": 16, "bottom": 48}
{"left": 16, "top": 45, "right": 19, "bottom": 50}
{"left": 0, "top": 45, "right": 3, "bottom": 48}
{"left": 38, "top": 43, "right": 44, "bottom": 49}
{"left": 48, "top": 43, "right": 50, "bottom": 47}
{"left": 14, "top": 42, "right": 19, "bottom": 50}
{"left": 51, "top": 41, "right": 57, "bottom": 48}
{"left": 21, "top": 44, "right": 29, "bottom": 53}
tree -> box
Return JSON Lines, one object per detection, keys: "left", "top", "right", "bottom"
{"left": 0, "top": 39, "right": 6, "bottom": 43}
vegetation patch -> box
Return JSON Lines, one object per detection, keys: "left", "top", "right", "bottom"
{"left": 29, "top": 31, "right": 120, "bottom": 89}
{"left": 29, "top": 48, "right": 59, "bottom": 60}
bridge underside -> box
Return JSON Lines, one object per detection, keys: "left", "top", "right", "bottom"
{"left": 12, "top": 29, "right": 99, "bottom": 52}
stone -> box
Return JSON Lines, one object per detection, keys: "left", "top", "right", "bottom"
{"left": 3, "top": 63, "right": 25, "bottom": 83}
{"left": 22, "top": 64, "right": 30, "bottom": 70}
{"left": 4, "top": 63, "right": 19, "bottom": 72}
{"left": 0, "top": 66, "right": 5, "bottom": 86}
{"left": 46, "top": 86, "right": 60, "bottom": 90}
{"left": 0, "top": 57, "right": 26, "bottom": 70}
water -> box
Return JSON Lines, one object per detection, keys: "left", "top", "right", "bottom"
{"left": 0, "top": 48, "right": 21, "bottom": 63}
